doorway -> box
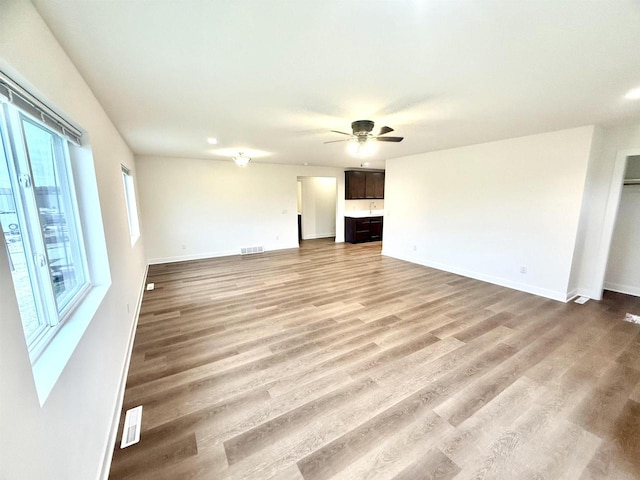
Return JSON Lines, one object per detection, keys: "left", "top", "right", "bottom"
{"left": 604, "top": 155, "right": 640, "bottom": 297}
{"left": 297, "top": 177, "right": 337, "bottom": 245}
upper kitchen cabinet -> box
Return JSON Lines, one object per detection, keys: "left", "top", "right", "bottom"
{"left": 345, "top": 170, "right": 385, "bottom": 199}
{"left": 366, "top": 171, "right": 385, "bottom": 199}
{"left": 345, "top": 170, "right": 366, "bottom": 199}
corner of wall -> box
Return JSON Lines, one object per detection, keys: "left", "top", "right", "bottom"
{"left": 566, "top": 125, "right": 603, "bottom": 296}
{"left": 571, "top": 122, "right": 640, "bottom": 300}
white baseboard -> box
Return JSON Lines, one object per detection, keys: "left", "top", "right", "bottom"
{"left": 604, "top": 282, "right": 640, "bottom": 298}
{"left": 148, "top": 244, "right": 299, "bottom": 265}
{"left": 578, "top": 288, "right": 601, "bottom": 301}
{"left": 565, "top": 289, "right": 580, "bottom": 302}
{"left": 302, "top": 233, "right": 336, "bottom": 240}
{"left": 382, "top": 249, "right": 568, "bottom": 302}
{"left": 148, "top": 249, "right": 239, "bottom": 264}
{"left": 565, "top": 288, "right": 603, "bottom": 302}
{"left": 99, "top": 263, "right": 148, "bottom": 480}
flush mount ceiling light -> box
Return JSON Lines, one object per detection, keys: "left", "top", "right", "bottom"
{"left": 233, "top": 152, "right": 251, "bottom": 167}
{"left": 625, "top": 86, "right": 640, "bottom": 100}
{"left": 207, "top": 137, "right": 218, "bottom": 145}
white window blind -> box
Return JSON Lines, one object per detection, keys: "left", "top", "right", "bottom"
{"left": 0, "top": 71, "right": 83, "bottom": 146}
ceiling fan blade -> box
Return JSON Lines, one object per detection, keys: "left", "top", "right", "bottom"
{"left": 330, "top": 130, "right": 352, "bottom": 136}
{"left": 378, "top": 126, "right": 394, "bottom": 135}
{"left": 323, "top": 139, "right": 350, "bottom": 144}
{"left": 374, "top": 136, "right": 404, "bottom": 142}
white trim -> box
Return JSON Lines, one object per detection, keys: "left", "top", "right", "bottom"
{"left": 98, "top": 263, "right": 148, "bottom": 480}
{"left": 32, "top": 283, "right": 111, "bottom": 405}
{"left": 302, "top": 233, "right": 336, "bottom": 240}
{"left": 565, "top": 289, "right": 580, "bottom": 303}
{"left": 592, "top": 148, "right": 640, "bottom": 301}
{"left": 604, "top": 282, "right": 640, "bottom": 298}
{"left": 148, "top": 243, "right": 300, "bottom": 265}
{"left": 574, "top": 288, "right": 598, "bottom": 300}
{"left": 382, "top": 249, "right": 567, "bottom": 302}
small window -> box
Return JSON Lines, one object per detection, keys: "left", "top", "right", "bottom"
{"left": 0, "top": 103, "right": 89, "bottom": 355}
{"left": 121, "top": 165, "right": 140, "bottom": 245}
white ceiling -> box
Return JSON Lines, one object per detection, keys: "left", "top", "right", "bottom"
{"left": 32, "top": 0, "right": 640, "bottom": 169}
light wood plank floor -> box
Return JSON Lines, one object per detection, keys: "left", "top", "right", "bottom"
{"left": 109, "top": 239, "right": 640, "bottom": 479}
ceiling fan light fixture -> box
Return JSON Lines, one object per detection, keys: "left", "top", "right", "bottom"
{"left": 348, "top": 140, "right": 376, "bottom": 158}
{"left": 233, "top": 152, "right": 251, "bottom": 167}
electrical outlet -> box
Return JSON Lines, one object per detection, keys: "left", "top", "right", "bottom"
{"left": 181, "top": 244, "right": 186, "bottom": 250}
{"left": 276, "top": 235, "right": 279, "bottom": 240}
{"left": 520, "top": 265, "right": 527, "bottom": 274}
{"left": 413, "top": 245, "right": 417, "bottom": 251}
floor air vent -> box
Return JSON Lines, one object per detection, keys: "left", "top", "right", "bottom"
{"left": 624, "top": 313, "right": 640, "bottom": 325}
{"left": 120, "top": 405, "right": 143, "bottom": 449}
{"left": 241, "top": 246, "right": 264, "bottom": 255}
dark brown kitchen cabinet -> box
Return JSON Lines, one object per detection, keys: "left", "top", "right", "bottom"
{"left": 369, "top": 216, "right": 383, "bottom": 241}
{"left": 345, "top": 171, "right": 366, "bottom": 199}
{"left": 345, "top": 171, "right": 384, "bottom": 199}
{"left": 366, "top": 172, "right": 385, "bottom": 199}
{"left": 345, "top": 216, "right": 384, "bottom": 243}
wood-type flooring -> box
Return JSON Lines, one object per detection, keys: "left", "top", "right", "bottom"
{"left": 109, "top": 239, "right": 640, "bottom": 479}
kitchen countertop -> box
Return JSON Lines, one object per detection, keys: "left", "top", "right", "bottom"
{"left": 344, "top": 210, "right": 384, "bottom": 218}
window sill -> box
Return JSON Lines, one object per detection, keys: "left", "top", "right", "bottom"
{"left": 31, "top": 282, "right": 111, "bottom": 406}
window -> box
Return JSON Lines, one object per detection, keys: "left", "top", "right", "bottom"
{"left": 1, "top": 72, "right": 112, "bottom": 404}
{"left": 0, "top": 103, "right": 89, "bottom": 355}
{"left": 121, "top": 165, "right": 140, "bottom": 245}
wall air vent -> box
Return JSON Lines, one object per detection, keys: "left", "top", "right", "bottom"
{"left": 241, "top": 246, "right": 264, "bottom": 255}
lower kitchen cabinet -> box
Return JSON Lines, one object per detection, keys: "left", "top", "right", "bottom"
{"left": 345, "top": 216, "right": 383, "bottom": 244}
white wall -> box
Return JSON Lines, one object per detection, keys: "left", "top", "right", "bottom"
{"left": 570, "top": 123, "right": 640, "bottom": 299}
{"left": 605, "top": 183, "right": 640, "bottom": 296}
{"left": 136, "top": 156, "right": 345, "bottom": 263}
{"left": 300, "top": 176, "right": 336, "bottom": 240}
{"left": 383, "top": 126, "right": 595, "bottom": 301}
{"left": 345, "top": 199, "right": 385, "bottom": 212}
{"left": 566, "top": 126, "right": 604, "bottom": 295}
{"left": 0, "top": 1, "right": 147, "bottom": 479}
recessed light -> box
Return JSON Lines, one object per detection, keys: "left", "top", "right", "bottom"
{"left": 625, "top": 87, "right": 640, "bottom": 100}
{"left": 207, "top": 137, "right": 218, "bottom": 145}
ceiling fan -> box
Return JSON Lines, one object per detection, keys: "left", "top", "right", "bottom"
{"left": 324, "top": 119, "right": 404, "bottom": 146}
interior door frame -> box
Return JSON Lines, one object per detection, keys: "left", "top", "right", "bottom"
{"left": 593, "top": 148, "right": 640, "bottom": 299}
